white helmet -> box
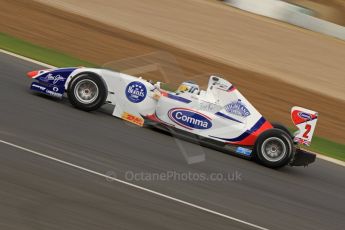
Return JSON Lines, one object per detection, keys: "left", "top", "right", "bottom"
{"left": 176, "top": 81, "right": 200, "bottom": 94}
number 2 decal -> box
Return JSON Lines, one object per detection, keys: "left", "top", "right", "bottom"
{"left": 303, "top": 124, "right": 311, "bottom": 138}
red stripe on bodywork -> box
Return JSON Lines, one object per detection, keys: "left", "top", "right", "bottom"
{"left": 145, "top": 113, "right": 173, "bottom": 126}
{"left": 227, "top": 86, "right": 236, "bottom": 92}
{"left": 228, "top": 121, "right": 273, "bottom": 146}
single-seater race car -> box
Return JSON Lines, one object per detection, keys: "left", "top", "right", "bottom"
{"left": 27, "top": 67, "right": 318, "bottom": 168}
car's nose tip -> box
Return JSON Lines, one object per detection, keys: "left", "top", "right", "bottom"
{"left": 27, "top": 70, "right": 39, "bottom": 78}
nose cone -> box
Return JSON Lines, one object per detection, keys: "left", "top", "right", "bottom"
{"left": 27, "top": 70, "right": 39, "bottom": 78}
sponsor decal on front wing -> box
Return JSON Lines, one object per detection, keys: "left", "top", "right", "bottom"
{"left": 168, "top": 108, "right": 212, "bottom": 130}
{"left": 39, "top": 73, "right": 66, "bottom": 85}
{"left": 31, "top": 82, "right": 64, "bottom": 98}
{"left": 121, "top": 112, "right": 144, "bottom": 126}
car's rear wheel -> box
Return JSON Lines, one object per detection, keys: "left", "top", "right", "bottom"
{"left": 255, "top": 128, "right": 294, "bottom": 168}
{"left": 68, "top": 73, "right": 107, "bottom": 111}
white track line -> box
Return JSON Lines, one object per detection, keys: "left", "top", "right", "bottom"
{"left": 315, "top": 153, "right": 345, "bottom": 167}
{"left": 0, "top": 49, "right": 55, "bottom": 68}
{"left": 0, "top": 139, "right": 270, "bottom": 230}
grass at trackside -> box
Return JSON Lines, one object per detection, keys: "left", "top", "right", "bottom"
{"left": 287, "top": 128, "right": 345, "bottom": 161}
{"left": 305, "top": 136, "right": 345, "bottom": 161}
{"left": 0, "top": 33, "right": 95, "bottom": 67}
{"left": 1, "top": 32, "right": 344, "bottom": 161}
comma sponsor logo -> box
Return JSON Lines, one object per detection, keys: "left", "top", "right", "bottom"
{"left": 168, "top": 108, "right": 212, "bottom": 130}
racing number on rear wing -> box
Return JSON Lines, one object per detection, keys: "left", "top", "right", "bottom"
{"left": 303, "top": 124, "right": 312, "bottom": 138}
{"left": 291, "top": 106, "right": 318, "bottom": 146}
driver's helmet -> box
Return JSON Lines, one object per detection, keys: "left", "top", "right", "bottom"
{"left": 176, "top": 81, "right": 200, "bottom": 94}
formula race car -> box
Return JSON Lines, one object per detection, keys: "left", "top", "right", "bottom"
{"left": 27, "top": 67, "right": 318, "bottom": 168}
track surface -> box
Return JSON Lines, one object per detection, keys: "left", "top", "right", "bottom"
{"left": 0, "top": 53, "right": 344, "bottom": 229}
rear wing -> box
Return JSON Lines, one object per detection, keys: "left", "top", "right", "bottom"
{"left": 291, "top": 106, "right": 318, "bottom": 146}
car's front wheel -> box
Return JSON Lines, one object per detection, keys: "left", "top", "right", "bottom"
{"left": 255, "top": 128, "right": 295, "bottom": 168}
{"left": 68, "top": 73, "right": 107, "bottom": 111}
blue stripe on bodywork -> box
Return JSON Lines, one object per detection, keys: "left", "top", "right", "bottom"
{"left": 209, "top": 117, "right": 266, "bottom": 142}
{"left": 215, "top": 112, "right": 243, "bottom": 123}
{"left": 167, "top": 93, "right": 192, "bottom": 103}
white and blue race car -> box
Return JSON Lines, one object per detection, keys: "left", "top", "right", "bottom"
{"left": 27, "top": 67, "right": 318, "bottom": 168}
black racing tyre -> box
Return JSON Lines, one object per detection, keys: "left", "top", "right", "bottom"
{"left": 271, "top": 122, "right": 293, "bottom": 138}
{"left": 68, "top": 73, "right": 107, "bottom": 111}
{"left": 255, "top": 128, "right": 295, "bottom": 168}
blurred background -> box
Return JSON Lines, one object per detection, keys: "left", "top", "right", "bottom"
{"left": 1, "top": 0, "right": 344, "bottom": 146}
{"left": 286, "top": 0, "right": 345, "bottom": 25}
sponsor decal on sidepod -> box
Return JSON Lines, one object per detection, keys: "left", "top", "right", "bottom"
{"left": 168, "top": 108, "right": 212, "bottom": 130}
{"left": 235, "top": 147, "right": 252, "bottom": 156}
{"left": 121, "top": 112, "right": 144, "bottom": 126}
{"left": 126, "top": 81, "right": 147, "bottom": 103}
{"left": 224, "top": 100, "right": 251, "bottom": 117}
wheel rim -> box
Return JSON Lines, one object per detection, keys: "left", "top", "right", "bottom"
{"left": 261, "top": 137, "right": 287, "bottom": 162}
{"left": 74, "top": 79, "right": 99, "bottom": 104}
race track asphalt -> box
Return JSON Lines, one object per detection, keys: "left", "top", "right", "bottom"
{"left": 0, "top": 52, "right": 344, "bottom": 230}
